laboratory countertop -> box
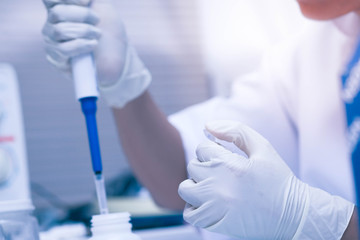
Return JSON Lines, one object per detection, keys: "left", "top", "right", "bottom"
{"left": 40, "top": 224, "right": 203, "bottom": 240}
{"left": 136, "top": 225, "right": 202, "bottom": 240}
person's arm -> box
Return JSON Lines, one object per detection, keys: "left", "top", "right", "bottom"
{"left": 41, "top": 0, "right": 187, "bottom": 210}
{"left": 342, "top": 207, "right": 359, "bottom": 240}
{"left": 113, "top": 91, "right": 187, "bottom": 210}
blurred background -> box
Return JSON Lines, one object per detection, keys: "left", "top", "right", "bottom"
{"left": 0, "top": 0, "right": 306, "bottom": 214}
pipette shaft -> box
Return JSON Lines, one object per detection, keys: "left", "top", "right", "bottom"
{"left": 72, "top": 54, "right": 109, "bottom": 215}
{"left": 80, "top": 96, "right": 102, "bottom": 173}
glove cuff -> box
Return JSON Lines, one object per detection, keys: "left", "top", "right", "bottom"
{"left": 98, "top": 46, "right": 152, "bottom": 108}
{"left": 292, "top": 186, "right": 354, "bottom": 240}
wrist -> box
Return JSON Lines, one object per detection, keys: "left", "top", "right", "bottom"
{"left": 293, "top": 185, "right": 354, "bottom": 240}
{"left": 278, "top": 176, "right": 310, "bottom": 240}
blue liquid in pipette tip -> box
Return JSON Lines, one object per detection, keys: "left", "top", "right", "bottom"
{"left": 94, "top": 173, "right": 109, "bottom": 215}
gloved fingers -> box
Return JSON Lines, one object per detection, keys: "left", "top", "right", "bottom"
{"left": 46, "top": 55, "right": 73, "bottom": 80}
{"left": 205, "top": 120, "right": 272, "bottom": 158}
{"left": 186, "top": 158, "right": 220, "bottom": 183}
{"left": 45, "top": 37, "right": 98, "bottom": 59}
{"left": 46, "top": 52, "right": 70, "bottom": 72}
{"left": 47, "top": 4, "right": 99, "bottom": 25}
{"left": 187, "top": 154, "right": 247, "bottom": 183}
{"left": 183, "top": 201, "right": 225, "bottom": 229}
{"left": 44, "top": 36, "right": 69, "bottom": 63}
{"left": 178, "top": 179, "right": 212, "bottom": 208}
{"left": 196, "top": 139, "right": 238, "bottom": 163}
{"left": 192, "top": 143, "right": 251, "bottom": 181}
{"left": 43, "top": 0, "right": 92, "bottom": 9}
{"left": 43, "top": 22, "right": 101, "bottom": 42}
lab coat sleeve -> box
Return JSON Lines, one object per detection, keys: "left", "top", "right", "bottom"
{"left": 168, "top": 45, "right": 299, "bottom": 170}
{"left": 168, "top": 97, "right": 230, "bottom": 164}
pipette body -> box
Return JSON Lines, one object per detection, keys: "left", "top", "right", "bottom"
{"left": 72, "top": 54, "right": 109, "bottom": 215}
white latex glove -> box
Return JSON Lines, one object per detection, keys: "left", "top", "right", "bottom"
{"left": 42, "top": 0, "right": 151, "bottom": 108}
{"left": 178, "top": 120, "right": 354, "bottom": 240}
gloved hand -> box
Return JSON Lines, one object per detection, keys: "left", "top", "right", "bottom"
{"left": 42, "top": 0, "right": 151, "bottom": 108}
{"left": 178, "top": 120, "right": 354, "bottom": 239}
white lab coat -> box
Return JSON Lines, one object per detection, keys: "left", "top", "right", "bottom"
{"left": 169, "top": 12, "right": 360, "bottom": 240}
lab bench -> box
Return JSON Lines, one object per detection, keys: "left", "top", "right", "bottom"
{"left": 40, "top": 224, "right": 203, "bottom": 240}
{"left": 136, "top": 225, "right": 202, "bottom": 240}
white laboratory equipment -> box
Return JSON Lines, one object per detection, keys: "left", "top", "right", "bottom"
{"left": 89, "top": 212, "right": 141, "bottom": 240}
{"left": 0, "top": 201, "right": 40, "bottom": 240}
{"left": 0, "top": 63, "right": 32, "bottom": 204}
{"left": 0, "top": 63, "right": 39, "bottom": 239}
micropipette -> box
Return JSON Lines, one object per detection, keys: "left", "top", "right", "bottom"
{"left": 72, "top": 54, "right": 108, "bottom": 215}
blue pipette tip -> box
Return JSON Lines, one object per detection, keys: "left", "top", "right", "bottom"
{"left": 80, "top": 97, "right": 103, "bottom": 173}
